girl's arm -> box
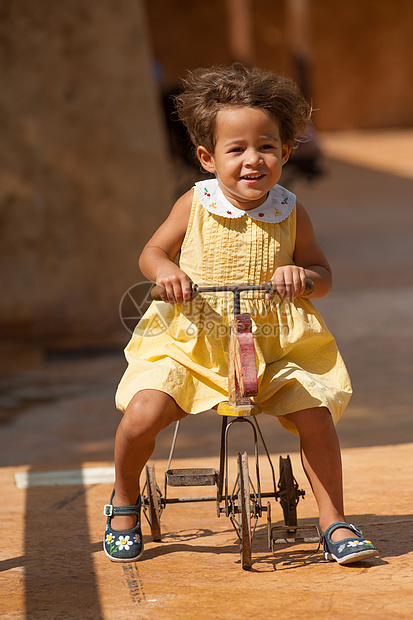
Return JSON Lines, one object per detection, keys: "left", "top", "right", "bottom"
{"left": 139, "top": 189, "right": 193, "bottom": 303}
{"left": 270, "top": 202, "right": 332, "bottom": 299}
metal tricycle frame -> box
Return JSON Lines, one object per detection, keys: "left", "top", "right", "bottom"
{"left": 142, "top": 282, "right": 320, "bottom": 570}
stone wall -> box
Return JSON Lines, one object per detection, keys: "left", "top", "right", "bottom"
{"left": 0, "top": 0, "right": 172, "bottom": 342}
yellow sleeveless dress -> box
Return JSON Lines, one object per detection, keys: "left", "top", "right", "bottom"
{"left": 115, "top": 180, "right": 352, "bottom": 435}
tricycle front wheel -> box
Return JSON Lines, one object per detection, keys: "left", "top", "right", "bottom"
{"left": 237, "top": 451, "right": 252, "bottom": 570}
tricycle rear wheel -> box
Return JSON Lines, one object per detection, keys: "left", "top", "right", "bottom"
{"left": 145, "top": 464, "right": 162, "bottom": 541}
{"left": 278, "top": 456, "right": 298, "bottom": 528}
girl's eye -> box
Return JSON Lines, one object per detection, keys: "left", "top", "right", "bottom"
{"left": 261, "top": 144, "right": 275, "bottom": 150}
{"left": 230, "top": 147, "right": 243, "bottom": 153}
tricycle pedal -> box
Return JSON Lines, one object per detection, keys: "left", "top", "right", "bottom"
{"left": 269, "top": 524, "right": 321, "bottom": 548}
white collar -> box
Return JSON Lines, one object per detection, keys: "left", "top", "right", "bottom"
{"left": 195, "top": 178, "right": 295, "bottom": 223}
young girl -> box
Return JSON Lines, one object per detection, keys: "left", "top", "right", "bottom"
{"left": 104, "top": 64, "right": 378, "bottom": 565}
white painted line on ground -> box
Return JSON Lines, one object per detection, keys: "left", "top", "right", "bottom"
{"left": 14, "top": 466, "right": 115, "bottom": 488}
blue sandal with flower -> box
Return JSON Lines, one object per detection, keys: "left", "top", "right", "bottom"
{"left": 103, "top": 490, "right": 143, "bottom": 562}
{"left": 323, "top": 522, "right": 378, "bottom": 565}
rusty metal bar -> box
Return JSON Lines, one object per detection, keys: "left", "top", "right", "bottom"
{"left": 151, "top": 280, "right": 314, "bottom": 302}
{"left": 223, "top": 416, "right": 263, "bottom": 517}
{"left": 252, "top": 416, "right": 278, "bottom": 500}
{"left": 165, "top": 496, "right": 217, "bottom": 504}
{"left": 164, "top": 419, "right": 181, "bottom": 501}
{"left": 195, "top": 283, "right": 272, "bottom": 296}
{"left": 217, "top": 416, "right": 228, "bottom": 501}
{"left": 161, "top": 493, "right": 275, "bottom": 507}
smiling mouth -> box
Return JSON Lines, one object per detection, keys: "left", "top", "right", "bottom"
{"left": 241, "top": 173, "right": 265, "bottom": 180}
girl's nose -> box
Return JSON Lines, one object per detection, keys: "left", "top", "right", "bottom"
{"left": 245, "top": 150, "right": 263, "bottom": 166}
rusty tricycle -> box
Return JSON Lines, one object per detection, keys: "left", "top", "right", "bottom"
{"left": 142, "top": 282, "right": 320, "bottom": 570}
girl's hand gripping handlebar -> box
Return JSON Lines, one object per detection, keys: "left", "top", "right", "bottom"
{"left": 150, "top": 279, "right": 315, "bottom": 304}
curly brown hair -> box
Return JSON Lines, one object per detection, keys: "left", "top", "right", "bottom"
{"left": 174, "top": 64, "right": 312, "bottom": 154}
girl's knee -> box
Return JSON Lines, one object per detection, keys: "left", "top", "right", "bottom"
{"left": 120, "top": 390, "right": 185, "bottom": 440}
{"left": 126, "top": 390, "right": 158, "bottom": 417}
{"left": 284, "top": 406, "right": 333, "bottom": 436}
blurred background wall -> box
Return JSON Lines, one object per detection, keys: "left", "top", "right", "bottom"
{"left": 145, "top": 0, "right": 413, "bottom": 129}
{"left": 0, "top": 0, "right": 172, "bottom": 345}
{"left": 1, "top": 0, "right": 412, "bottom": 347}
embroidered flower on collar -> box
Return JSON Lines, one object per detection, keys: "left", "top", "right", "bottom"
{"left": 195, "top": 179, "right": 296, "bottom": 223}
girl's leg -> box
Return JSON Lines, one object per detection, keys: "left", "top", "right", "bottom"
{"left": 282, "top": 407, "right": 358, "bottom": 542}
{"left": 111, "top": 389, "right": 188, "bottom": 530}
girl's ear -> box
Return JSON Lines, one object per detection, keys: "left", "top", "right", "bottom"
{"left": 197, "top": 146, "right": 216, "bottom": 173}
{"left": 281, "top": 143, "right": 292, "bottom": 166}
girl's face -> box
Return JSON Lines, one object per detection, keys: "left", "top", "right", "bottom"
{"left": 197, "top": 106, "right": 291, "bottom": 210}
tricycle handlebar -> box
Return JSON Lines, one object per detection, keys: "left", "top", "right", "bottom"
{"left": 150, "top": 280, "right": 315, "bottom": 311}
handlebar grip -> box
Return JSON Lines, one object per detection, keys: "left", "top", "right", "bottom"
{"left": 267, "top": 278, "right": 314, "bottom": 296}
{"left": 304, "top": 278, "right": 315, "bottom": 296}
{"left": 150, "top": 285, "right": 164, "bottom": 301}
{"left": 150, "top": 283, "right": 196, "bottom": 301}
